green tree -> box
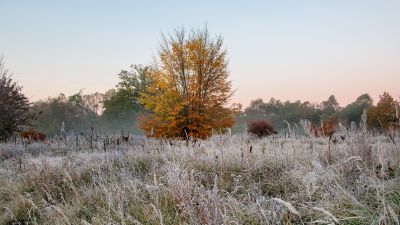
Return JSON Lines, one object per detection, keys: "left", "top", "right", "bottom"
{"left": 321, "top": 95, "right": 339, "bottom": 120}
{"left": 102, "top": 65, "right": 150, "bottom": 134}
{"left": 341, "top": 94, "right": 373, "bottom": 125}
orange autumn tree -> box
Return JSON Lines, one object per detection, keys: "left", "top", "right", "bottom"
{"left": 367, "top": 92, "right": 399, "bottom": 130}
{"left": 140, "top": 27, "right": 234, "bottom": 139}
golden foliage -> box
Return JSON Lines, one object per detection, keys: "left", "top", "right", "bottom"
{"left": 140, "top": 27, "right": 234, "bottom": 139}
{"left": 367, "top": 92, "right": 399, "bottom": 130}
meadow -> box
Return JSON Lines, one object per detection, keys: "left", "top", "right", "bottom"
{"left": 0, "top": 123, "right": 399, "bottom": 225}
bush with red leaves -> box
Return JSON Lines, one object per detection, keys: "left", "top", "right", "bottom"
{"left": 20, "top": 129, "right": 46, "bottom": 142}
{"left": 247, "top": 120, "right": 277, "bottom": 138}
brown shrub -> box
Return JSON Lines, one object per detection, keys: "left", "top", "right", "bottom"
{"left": 247, "top": 120, "right": 277, "bottom": 138}
{"left": 20, "top": 129, "right": 46, "bottom": 142}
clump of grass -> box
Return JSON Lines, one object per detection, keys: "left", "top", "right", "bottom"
{"left": 0, "top": 144, "right": 23, "bottom": 160}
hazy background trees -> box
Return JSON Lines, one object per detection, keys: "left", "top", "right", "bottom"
{"left": 341, "top": 94, "right": 373, "bottom": 124}
{"left": 31, "top": 92, "right": 101, "bottom": 137}
{"left": 240, "top": 94, "right": 378, "bottom": 133}
{"left": 320, "top": 95, "right": 340, "bottom": 120}
{"left": 244, "top": 98, "right": 321, "bottom": 132}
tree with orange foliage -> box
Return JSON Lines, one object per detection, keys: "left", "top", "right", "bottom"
{"left": 367, "top": 92, "right": 399, "bottom": 130}
{"left": 140, "top": 27, "right": 234, "bottom": 139}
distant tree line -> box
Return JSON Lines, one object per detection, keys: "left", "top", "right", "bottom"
{"left": 27, "top": 89, "right": 398, "bottom": 138}
{"left": 235, "top": 92, "right": 399, "bottom": 134}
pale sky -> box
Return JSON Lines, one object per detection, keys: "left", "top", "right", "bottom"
{"left": 1, "top": 0, "right": 399, "bottom": 107}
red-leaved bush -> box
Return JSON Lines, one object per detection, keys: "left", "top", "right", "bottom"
{"left": 247, "top": 120, "right": 277, "bottom": 138}
{"left": 20, "top": 129, "right": 46, "bottom": 142}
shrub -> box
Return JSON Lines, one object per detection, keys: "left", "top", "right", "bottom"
{"left": 247, "top": 120, "right": 277, "bottom": 138}
{"left": 20, "top": 128, "right": 46, "bottom": 142}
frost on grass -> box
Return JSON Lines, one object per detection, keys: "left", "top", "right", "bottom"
{"left": 0, "top": 130, "right": 399, "bottom": 224}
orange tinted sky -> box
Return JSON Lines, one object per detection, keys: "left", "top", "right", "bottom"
{"left": 1, "top": 1, "right": 399, "bottom": 107}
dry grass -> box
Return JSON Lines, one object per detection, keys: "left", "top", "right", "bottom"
{"left": 0, "top": 129, "right": 399, "bottom": 224}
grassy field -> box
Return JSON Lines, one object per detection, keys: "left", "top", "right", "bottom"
{"left": 0, "top": 129, "right": 399, "bottom": 224}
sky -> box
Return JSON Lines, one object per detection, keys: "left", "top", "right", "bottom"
{"left": 1, "top": 0, "right": 399, "bottom": 107}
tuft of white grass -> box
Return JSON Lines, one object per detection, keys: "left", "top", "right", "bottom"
{"left": 271, "top": 198, "right": 299, "bottom": 216}
{"left": 313, "top": 207, "right": 339, "bottom": 224}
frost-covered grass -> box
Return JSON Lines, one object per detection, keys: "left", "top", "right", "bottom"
{"left": 0, "top": 131, "right": 399, "bottom": 224}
